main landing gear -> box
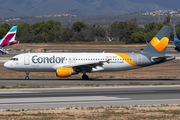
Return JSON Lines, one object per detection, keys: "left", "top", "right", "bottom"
{"left": 25, "top": 71, "right": 29, "bottom": 80}
{"left": 175, "top": 47, "right": 180, "bottom": 52}
{"left": 82, "top": 74, "right": 89, "bottom": 80}
{"left": 81, "top": 71, "right": 89, "bottom": 80}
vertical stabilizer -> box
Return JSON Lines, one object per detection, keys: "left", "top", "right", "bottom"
{"left": 141, "top": 26, "right": 172, "bottom": 55}
{"left": 0, "top": 26, "right": 17, "bottom": 47}
{"left": 173, "top": 26, "right": 179, "bottom": 42}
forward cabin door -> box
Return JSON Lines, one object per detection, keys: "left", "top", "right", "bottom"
{"left": 24, "top": 55, "right": 30, "bottom": 65}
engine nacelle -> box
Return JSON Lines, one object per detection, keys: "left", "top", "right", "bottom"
{"left": 56, "top": 67, "right": 74, "bottom": 78}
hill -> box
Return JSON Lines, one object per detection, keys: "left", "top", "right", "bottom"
{"left": 0, "top": 0, "right": 178, "bottom": 17}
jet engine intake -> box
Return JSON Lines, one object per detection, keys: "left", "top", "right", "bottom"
{"left": 56, "top": 67, "right": 74, "bottom": 77}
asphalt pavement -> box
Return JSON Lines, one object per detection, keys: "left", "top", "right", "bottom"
{"left": 0, "top": 86, "right": 180, "bottom": 110}
{"left": 1, "top": 78, "right": 180, "bottom": 86}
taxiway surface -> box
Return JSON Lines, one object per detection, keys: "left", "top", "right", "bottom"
{"left": 0, "top": 86, "right": 180, "bottom": 110}
{"left": 1, "top": 78, "right": 180, "bottom": 86}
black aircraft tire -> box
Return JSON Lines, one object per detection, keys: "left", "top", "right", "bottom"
{"left": 82, "top": 75, "right": 89, "bottom": 80}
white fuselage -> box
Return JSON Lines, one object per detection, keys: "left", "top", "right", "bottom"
{"left": 4, "top": 53, "right": 141, "bottom": 72}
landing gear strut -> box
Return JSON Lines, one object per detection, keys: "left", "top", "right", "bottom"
{"left": 81, "top": 71, "right": 89, "bottom": 80}
{"left": 25, "top": 71, "right": 29, "bottom": 80}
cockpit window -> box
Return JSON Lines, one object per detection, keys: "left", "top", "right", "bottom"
{"left": 10, "top": 58, "right": 18, "bottom": 61}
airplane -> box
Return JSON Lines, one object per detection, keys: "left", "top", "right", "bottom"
{"left": 4, "top": 26, "right": 175, "bottom": 80}
{"left": 172, "top": 26, "right": 180, "bottom": 52}
{"left": 0, "top": 26, "right": 19, "bottom": 54}
{"left": 168, "top": 26, "right": 180, "bottom": 52}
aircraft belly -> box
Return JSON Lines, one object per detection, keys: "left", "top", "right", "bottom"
{"left": 30, "top": 64, "right": 54, "bottom": 72}
{"left": 14, "top": 63, "right": 54, "bottom": 72}
{"left": 103, "top": 62, "right": 138, "bottom": 71}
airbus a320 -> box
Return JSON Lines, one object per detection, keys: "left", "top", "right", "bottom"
{"left": 4, "top": 26, "right": 174, "bottom": 79}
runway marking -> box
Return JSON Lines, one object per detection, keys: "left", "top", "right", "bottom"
{"left": 106, "top": 91, "right": 156, "bottom": 94}
{"left": 0, "top": 91, "right": 40, "bottom": 94}
{"left": 1, "top": 99, "right": 180, "bottom": 107}
{"left": 115, "top": 99, "right": 180, "bottom": 103}
{"left": 0, "top": 96, "right": 131, "bottom": 104}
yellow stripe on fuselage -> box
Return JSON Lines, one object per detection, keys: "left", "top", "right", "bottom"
{"left": 113, "top": 53, "right": 140, "bottom": 67}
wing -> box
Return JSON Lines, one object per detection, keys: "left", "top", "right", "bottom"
{"left": 52, "top": 60, "right": 109, "bottom": 73}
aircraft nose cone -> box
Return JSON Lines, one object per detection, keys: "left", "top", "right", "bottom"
{"left": 4, "top": 62, "right": 10, "bottom": 69}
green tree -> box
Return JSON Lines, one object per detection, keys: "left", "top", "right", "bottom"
{"left": 145, "top": 22, "right": 156, "bottom": 32}
{"left": 53, "top": 21, "right": 62, "bottom": 33}
{"left": 41, "top": 32, "right": 48, "bottom": 43}
{"left": 45, "top": 35, "right": 55, "bottom": 42}
{"left": 0, "top": 28, "right": 6, "bottom": 39}
{"left": 80, "top": 26, "right": 94, "bottom": 41}
{"left": 125, "top": 18, "right": 138, "bottom": 40}
{"left": 72, "top": 21, "right": 86, "bottom": 32}
{"left": 145, "top": 30, "right": 158, "bottom": 42}
{"left": 66, "top": 28, "right": 74, "bottom": 38}
{"left": 129, "top": 31, "right": 145, "bottom": 44}
{"left": 16, "top": 23, "right": 30, "bottom": 38}
{"left": 94, "top": 26, "right": 106, "bottom": 38}
{"left": 71, "top": 31, "right": 86, "bottom": 41}
{"left": 31, "top": 22, "right": 43, "bottom": 34}
{"left": 156, "top": 23, "right": 164, "bottom": 30}
{"left": 61, "top": 28, "right": 70, "bottom": 42}
{"left": 0, "top": 23, "right": 10, "bottom": 32}
{"left": 41, "top": 22, "right": 52, "bottom": 34}
{"left": 109, "top": 19, "right": 137, "bottom": 42}
{"left": 33, "top": 34, "right": 44, "bottom": 43}
{"left": 18, "top": 32, "right": 34, "bottom": 43}
{"left": 163, "top": 16, "right": 171, "bottom": 25}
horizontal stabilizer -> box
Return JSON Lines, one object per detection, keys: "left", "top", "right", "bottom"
{"left": 151, "top": 55, "right": 175, "bottom": 62}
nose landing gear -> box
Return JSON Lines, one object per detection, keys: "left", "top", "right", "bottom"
{"left": 25, "top": 71, "right": 29, "bottom": 80}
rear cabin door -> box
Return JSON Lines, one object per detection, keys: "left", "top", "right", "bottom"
{"left": 137, "top": 54, "right": 142, "bottom": 64}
